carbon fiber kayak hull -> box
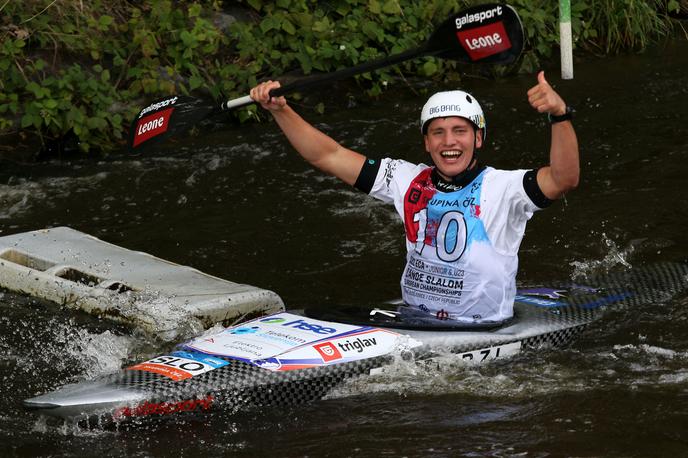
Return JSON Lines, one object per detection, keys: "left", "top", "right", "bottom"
{"left": 24, "top": 262, "right": 688, "bottom": 424}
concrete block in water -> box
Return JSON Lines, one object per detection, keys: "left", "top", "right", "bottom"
{"left": 0, "top": 227, "right": 285, "bottom": 340}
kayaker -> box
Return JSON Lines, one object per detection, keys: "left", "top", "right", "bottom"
{"left": 250, "top": 71, "right": 579, "bottom": 325}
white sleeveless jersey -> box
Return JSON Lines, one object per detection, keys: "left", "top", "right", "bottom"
{"left": 367, "top": 159, "right": 542, "bottom": 324}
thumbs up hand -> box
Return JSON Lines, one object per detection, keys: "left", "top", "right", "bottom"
{"left": 527, "top": 71, "right": 567, "bottom": 116}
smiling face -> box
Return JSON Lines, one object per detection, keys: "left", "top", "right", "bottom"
{"left": 423, "top": 116, "right": 483, "bottom": 179}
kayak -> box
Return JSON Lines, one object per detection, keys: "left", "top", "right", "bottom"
{"left": 23, "top": 262, "right": 688, "bottom": 423}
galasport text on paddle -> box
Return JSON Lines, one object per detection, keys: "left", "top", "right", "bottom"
{"left": 128, "top": 3, "right": 524, "bottom": 153}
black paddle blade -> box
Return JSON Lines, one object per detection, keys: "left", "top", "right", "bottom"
{"left": 128, "top": 96, "right": 216, "bottom": 153}
{"left": 428, "top": 3, "right": 524, "bottom": 65}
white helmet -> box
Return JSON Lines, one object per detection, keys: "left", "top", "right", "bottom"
{"left": 420, "top": 90, "right": 486, "bottom": 141}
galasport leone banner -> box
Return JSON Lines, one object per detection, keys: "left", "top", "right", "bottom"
{"left": 456, "top": 7, "right": 512, "bottom": 60}
{"left": 131, "top": 96, "right": 179, "bottom": 148}
{"left": 128, "top": 95, "right": 214, "bottom": 152}
{"left": 428, "top": 4, "right": 522, "bottom": 65}
{"left": 454, "top": 5, "right": 513, "bottom": 61}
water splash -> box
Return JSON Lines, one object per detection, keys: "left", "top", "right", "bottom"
{"left": 0, "top": 174, "right": 109, "bottom": 220}
{"left": 17, "top": 318, "right": 132, "bottom": 383}
{"left": 329, "top": 342, "right": 566, "bottom": 398}
{"left": 570, "top": 232, "right": 635, "bottom": 280}
{"left": 95, "top": 286, "right": 208, "bottom": 342}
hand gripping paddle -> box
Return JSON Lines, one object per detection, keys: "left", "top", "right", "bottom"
{"left": 128, "top": 3, "right": 524, "bottom": 153}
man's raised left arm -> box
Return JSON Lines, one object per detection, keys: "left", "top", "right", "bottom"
{"left": 527, "top": 71, "right": 580, "bottom": 200}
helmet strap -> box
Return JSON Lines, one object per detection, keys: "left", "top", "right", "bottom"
{"left": 431, "top": 159, "right": 485, "bottom": 192}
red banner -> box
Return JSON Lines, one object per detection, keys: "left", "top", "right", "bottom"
{"left": 132, "top": 108, "right": 174, "bottom": 147}
{"left": 457, "top": 21, "right": 511, "bottom": 61}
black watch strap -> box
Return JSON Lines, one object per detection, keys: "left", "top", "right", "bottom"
{"left": 548, "top": 106, "right": 574, "bottom": 124}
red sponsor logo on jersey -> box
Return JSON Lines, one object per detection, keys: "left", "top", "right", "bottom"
{"left": 471, "top": 204, "right": 481, "bottom": 218}
{"left": 132, "top": 107, "right": 174, "bottom": 147}
{"left": 404, "top": 168, "right": 437, "bottom": 245}
{"left": 457, "top": 21, "right": 511, "bottom": 61}
{"left": 314, "top": 342, "right": 343, "bottom": 362}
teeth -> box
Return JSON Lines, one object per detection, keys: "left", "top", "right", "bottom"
{"left": 441, "top": 151, "right": 462, "bottom": 158}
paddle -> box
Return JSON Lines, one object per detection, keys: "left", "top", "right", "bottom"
{"left": 128, "top": 3, "right": 524, "bottom": 152}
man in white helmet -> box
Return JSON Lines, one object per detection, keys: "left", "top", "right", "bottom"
{"left": 251, "top": 71, "right": 578, "bottom": 326}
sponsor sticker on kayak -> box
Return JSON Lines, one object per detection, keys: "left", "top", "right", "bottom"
{"left": 263, "top": 328, "right": 417, "bottom": 371}
{"left": 127, "top": 351, "right": 228, "bottom": 381}
{"left": 313, "top": 342, "right": 342, "bottom": 362}
{"left": 113, "top": 395, "right": 214, "bottom": 420}
{"left": 184, "top": 312, "right": 422, "bottom": 371}
{"left": 185, "top": 313, "right": 360, "bottom": 360}
{"left": 458, "top": 341, "right": 521, "bottom": 363}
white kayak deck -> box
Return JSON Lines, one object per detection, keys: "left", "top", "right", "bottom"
{"left": 0, "top": 227, "right": 284, "bottom": 340}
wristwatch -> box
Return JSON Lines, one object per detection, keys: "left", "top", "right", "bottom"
{"left": 548, "top": 106, "right": 574, "bottom": 124}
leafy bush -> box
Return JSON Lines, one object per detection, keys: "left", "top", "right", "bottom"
{"left": 508, "top": 0, "right": 680, "bottom": 72}
{"left": 0, "top": 0, "right": 679, "bottom": 155}
{"left": 1, "top": 0, "right": 228, "bottom": 153}
{"left": 580, "top": 0, "right": 677, "bottom": 53}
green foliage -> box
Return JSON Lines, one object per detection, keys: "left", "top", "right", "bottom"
{"left": 224, "top": 0, "right": 471, "bottom": 120}
{"left": 580, "top": 0, "right": 673, "bottom": 53}
{"left": 0, "top": 0, "right": 228, "bottom": 153}
{"left": 0, "top": 0, "right": 680, "bottom": 155}
{"left": 509, "top": 0, "right": 677, "bottom": 72}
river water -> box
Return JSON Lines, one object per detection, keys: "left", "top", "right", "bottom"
{"left": 2, "top": 38, "right": 688, "bottom": 456}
